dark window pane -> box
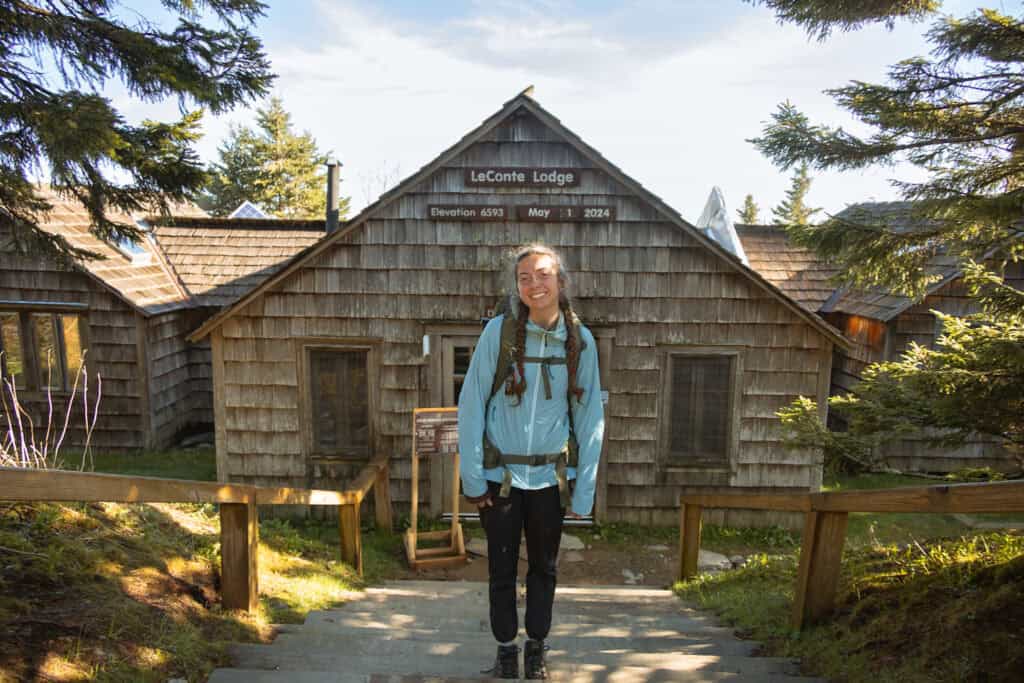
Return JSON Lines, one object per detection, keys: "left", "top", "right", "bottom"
{"left": 311, "top": 349, "right": 369, "bottom": 455}
{"left": 61, "top": 315, "right": 83, "bottom": 382}
{"left": 669, "top": 356, "right": 731, "bottom": 461}
{"left": 33, "top": 314, "right": 64, "bottom": 390}
{"left": 452, "top": 344, "right": 474, "bottom": 406}
{"left": 453, "top": 346, "right": 473, "bottom": 375}
{"left": 0, "top": 313, "right": 25, "bottom": 389}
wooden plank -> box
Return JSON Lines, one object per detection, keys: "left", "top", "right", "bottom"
{"left": 339, "top": 503, "right": 363, "bottom": 575}
{"left": 813, "top": 480, "right": 1024, "bottom": 513}
{"left": 678, "top": 503, "right": 702, "bottom": 581}
{"left": 0, "top": 467, "right": 255, "bottom": 503}
{"left": 135, "top": 313, "right": 153, "bottom": 449}
{"left": 791, "top": 511, "right": 848, "bottom": 629}
{"left": 407, "top": 553, "right": 469, "bottom": 571}
{"left": 678, "top": 492, "right": 812, "bottom": 512}
{"left": 219, "top": 501, "right": 259, "bottom": 612}
{"left": 211, "top": 328, "right": 229, "bottom": 483}
{"left": 791, "top": 511, "right": 818, "bottom": 629}
{"left": 255, "top": 487, "right": 361, "bottom": 505}
{"left": 374, "top": 461, "right": 394, "bottom": 532}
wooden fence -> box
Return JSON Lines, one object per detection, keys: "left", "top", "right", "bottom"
{"left": 677, "top": 480, "right": 1024, "bottom": 629}
{"left": 0, "top": 453, "right": 392, "bottom": 613}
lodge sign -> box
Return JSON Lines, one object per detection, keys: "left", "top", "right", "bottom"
{"left": 427, "top": 204, "right": 616, "bottom": 222}
{"left": 428, "top": 205, "right": 508, "bottom": 221}
{"left": 465, "top": 167, "right": 580, "bottom": 188}
{"left": 517, "top": 205, "right": 616, "bottom": 222}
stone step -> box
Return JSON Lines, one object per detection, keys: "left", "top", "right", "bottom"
{"left": 365, "top": 582, "right": 677, "bottom": 600}
{"left": 228, "top": 643, "right": 802, "bottom": 676}
{"left": 209, "top": 667, "right": 826, "bottom": 683}
{"left": 295, "top": 610, "right": 735, "bottom": 637}
{"left": 317, "top": 606, "right": 712, "bottom": 626}
{"left": 265, "top": 631, "right": 760, "bottom": 658}
{"left": 357, "top": 583, "right": 696, "bottom": 608}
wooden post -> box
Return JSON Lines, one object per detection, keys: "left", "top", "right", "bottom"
{"left": 220, "top": 499, "right": 259, "bottom": 612}
{"left": 677, "top": 503, "right": 703, "bottom": 581}
{"left": 792, "top": 510, "right": 848, "bottom": 629}
{"left": 373, "top": 460, "right": 393, "bottom": 533}
{"left": 450, "top": 450, "right": 463, "bottom": 553}
{"left": 340, "top": 502, "right": 363, "bottom": 575}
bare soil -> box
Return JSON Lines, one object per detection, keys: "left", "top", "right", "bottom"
{"left": 393, "top": 533, "right": 680, "bottom": 587}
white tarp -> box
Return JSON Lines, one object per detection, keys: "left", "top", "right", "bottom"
{"left": 695, "top": 186, "right": 749, "bottom": 266}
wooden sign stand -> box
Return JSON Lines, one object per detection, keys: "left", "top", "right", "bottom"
{"left": 404, "top": 407, "right": 467, "bottom": 570}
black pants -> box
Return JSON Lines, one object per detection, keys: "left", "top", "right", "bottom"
{"left": 479, "top": 481, "right": 565, "bottom": 643}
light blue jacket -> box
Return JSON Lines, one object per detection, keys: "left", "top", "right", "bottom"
{"left": 458, "top": 312, "right": 605, "bottom": 516}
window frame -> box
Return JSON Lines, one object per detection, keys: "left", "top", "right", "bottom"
{"left": 0, "top": 305, "right": 88, "bottom": 395}
{"left": 298, "top": 339, "right": 379, "bottom": 462}
{"left": 658, "top": 346, "right": 743, "bottom": 469}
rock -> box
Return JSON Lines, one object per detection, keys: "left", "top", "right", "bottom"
{"left": 697, "top": 549, "right": 733, "bottom": 571}
{"left": 561, "top": 533, "right": 585, "bottom": 551}
{"left": 561, "top": 550, "right": 585, "bottom": 563}
{"left": 730, "top": 555, "right": 746, "bottom": 568}
{"left": 621, "top": 568, "right": 645, "bottom": 585}
{"left": 466, "top": 538, "right": 488, "bottom": 557}
{"left": 645, "top": 544, "right": 670, "bottom": 552}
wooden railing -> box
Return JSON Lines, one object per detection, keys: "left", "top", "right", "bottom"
{"left": 677, "top": 480, "right": 1024, "bottom": 629}
{"left": 0, "top": 452, "right": 393, "bottom": 613}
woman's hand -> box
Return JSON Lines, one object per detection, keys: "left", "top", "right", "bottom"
{"left": 465, "top": 490, "right": 493, "bottom": 508}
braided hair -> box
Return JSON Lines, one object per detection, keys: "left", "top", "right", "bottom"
{"left": 504, "top": 244, "right": 585, "bottom": 406}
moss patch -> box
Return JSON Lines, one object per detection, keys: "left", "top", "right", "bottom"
{"left": 0, "top": 501, "right": 365, "bottom": 682}
{"left": 675, "top": 532, "right": 1024, "bottom": 682}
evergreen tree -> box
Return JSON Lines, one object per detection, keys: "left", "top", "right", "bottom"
{"left": 751, "top": 1, "right": 1024, "bottom": 470}
{"left": 771, "top": 162, "right": 821, "bottom": 226}
{"left": 737, "top": 194, "right": 761, "bottom": 224}
{"left": 205, "top": 98, "right": 348, "bottom": 219}
{"left": 749, "top": 1, "right": 1023, "bottom": 298}
{"left": 0, "top": 1, "right": 273, "bottom": 260}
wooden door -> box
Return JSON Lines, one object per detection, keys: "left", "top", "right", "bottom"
{"left": 435, "top": 335, "right": 479, "bottom": 518}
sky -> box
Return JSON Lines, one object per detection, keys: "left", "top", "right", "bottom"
{"left": 111, "top": 0, "right": 985, "bottom": 221}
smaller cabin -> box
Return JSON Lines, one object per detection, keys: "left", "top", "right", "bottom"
{"left": 737, "top": 208, "right": 1024, "bottom": 474}
{"left": 0, "top": 188, "right": 325, "bottom": 455}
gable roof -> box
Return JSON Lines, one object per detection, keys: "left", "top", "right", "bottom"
{"left": 818, "top": 201, "right": 964, "bottom": 321}
{"left": 188, "top": 91, "right": 847, "bottom": 348}
{"left": 29, "top": 186, "right": 202, "bottom": 315}
{"left": 153, "top": 217, "right": 326, "bottom": 307}
{"left": 735, "top": 224, "right": 840, "bottom": 313}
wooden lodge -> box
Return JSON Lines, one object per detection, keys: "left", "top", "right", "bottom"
{"left": 737, "top": 209, "right": 1024, "bottom": 474}
{"left": 189, "top": 91, "right": 848, "bottom": 526}
{"left": 0, "top": 188, "right": 324, "bottom": 453}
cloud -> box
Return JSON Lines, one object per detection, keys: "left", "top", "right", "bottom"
{"left": 187, "top": 0, "right": 937, "bottom": 217}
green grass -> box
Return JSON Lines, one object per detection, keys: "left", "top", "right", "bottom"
{"left": 83, "top": 448, "right": 217, "bottom": 481}
{"left": 0, "top": 500, "right": 371, "bottom": 682}
{"left": 675, "top": 532, "right": 1024, "bottom": 682}
{"left": 674, "top": 472, "right": 1024, "bottom": 682}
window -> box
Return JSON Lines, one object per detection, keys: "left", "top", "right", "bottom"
{"left": 0, "top": 311, "right": 85, "bottom": 392}
{"left": 664, "top": 353, "right": 736, "bottom": 464}
{"left": 0, "top": 313, "right": 25, "bottom": 389}
{"left": 309, "top": 348, "right": 370, "bottom": 457}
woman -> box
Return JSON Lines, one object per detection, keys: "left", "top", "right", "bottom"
{"left": 458, "top": 243, "right": 605, "bottom": 680}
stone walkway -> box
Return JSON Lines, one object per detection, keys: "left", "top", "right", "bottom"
{"left": 208, "top": 581, "right": 825, "bottom": 682}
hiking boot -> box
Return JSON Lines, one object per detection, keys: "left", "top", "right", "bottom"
{"left": 483, "top": 643, "right": 519, "bottom": 679}
{"left": 524, "top": 639, "right": 548, "bottom": 680}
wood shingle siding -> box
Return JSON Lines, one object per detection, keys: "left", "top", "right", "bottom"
{"left": 192, "top": 93, "right": 842, "bottom": 526}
